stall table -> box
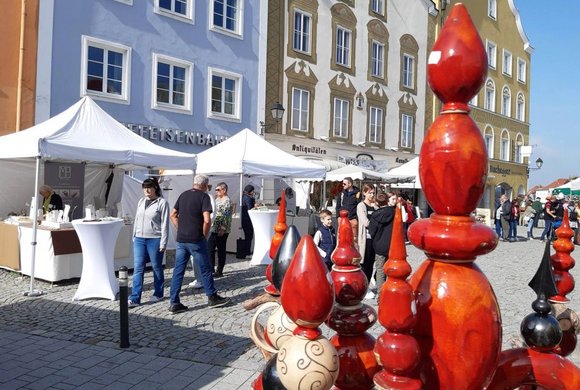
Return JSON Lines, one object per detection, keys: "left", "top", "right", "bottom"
{"left": 0, "top": 222, "right": 20, "bottom": 271}
{"left": 72, "top": 218, "right": 123, "bottom": 301}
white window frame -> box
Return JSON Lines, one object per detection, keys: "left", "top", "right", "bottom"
{"left": 484, "top": 79, "right": 495, "bottom": 112}
{"left": 207, "top": 67, "right": 242, "bottom": 122}
{"left": 371, "top": 0, "right": 385, "bottom": 16}
{"left": 516, "top": 93, "right": 525, "bottom": 121}
{"left": 293, "top": 9, "right": 311, "bottom": 54}
{"left": 151, "top": 53, "right": 193, "bottom": 114}
{"left": 401, "top": 114, "right": 413, "bottom": 148}
{"left": 371, "top": 41, "right": 384, "bottom": 78}
{"left": 486, "top": 40, "right": 497, "bottom": 69}
{"left": 488, "top": 0, "right": 497, "bottom": 20}
{"left": 369, "top": 106, "right": 383, "bottom": 144}
{"left": 210, "top": 0, "right": 244, "bottom": 38}
{"left": 500, "top": 130, "right": 510, "bottom": 161}
{"left": 154, "top": 0, "right": 194, "bottom": 24}
{"left": 517, "top": 58, "right": 527, "bottom": 83}
{"left": 333, "top": 98, "right": 349, "bottom": 138}
{"left": 501, "top": 86, "right": 511, "bottom": 117}
{"left": 291, "top": 87, "right": 309, "bottom": 132}
{"left": 336, "top": 26, "right": 351, "bottom": 68}
{"left": 80, "top": 35, "right": 131, "bottom": 104}
{"left": 484, "top": 126, "right": 494, "bottom": 159}
{"left": 502, "top": 49, "right": 512, "bottom": 76}
{"left": 515, "top": 134, "right": 524, "bottom": 163}
{"left": 402, "top": 54, "right": 415, "bottom": 89}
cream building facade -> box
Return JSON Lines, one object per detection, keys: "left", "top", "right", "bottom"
{"left": 262, "top": 0, "right": 437, "bottom": 190}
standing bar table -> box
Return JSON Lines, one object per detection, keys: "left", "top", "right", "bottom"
{"left": 248, "top": 209, "right": 278, "bottom": 266}
{"left": 72, "top": 218, "right": 123, "bottom": 301}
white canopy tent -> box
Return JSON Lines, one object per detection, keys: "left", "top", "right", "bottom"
{"left": 325, "top": 164, "right": 414, "bottom": 183}
{"left": 0, "top": 96, "right": 196, "bottom": 296}
{"left": 389, "top": 157, "right": 421, "bottom": 189}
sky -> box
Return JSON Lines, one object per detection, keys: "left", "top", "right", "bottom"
{"left": 513, "top": 1, "right": 580, "bottom": 187}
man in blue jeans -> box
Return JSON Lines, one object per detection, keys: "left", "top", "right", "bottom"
{"left": 169, "top": 174, "right": 230, "bottom": 313}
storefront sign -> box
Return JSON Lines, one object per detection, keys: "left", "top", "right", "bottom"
{"left": 490, "top": 165, "right": 511, "bottom": 176}
{"left": 124, "top": 123, "right": 228, "bottom": 146}
{"left": 396, "top": 157, "right": 410, "bottom": 164}
{"left": 291, "top": 144, "right": 327, "bottom": 155}
{"left": 44, "top": 162, "right": 85, "bottom": 219}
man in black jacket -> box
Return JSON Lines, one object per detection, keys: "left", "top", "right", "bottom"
{"left": 335, "top": 177, "right": 361, "bottom": 243}
{"left": 368, "top": 192, "right": 397, "bottom": 298}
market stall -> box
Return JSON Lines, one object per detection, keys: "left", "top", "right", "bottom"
{"left": 0, "top": 96, "right": 196, "bottom": 293}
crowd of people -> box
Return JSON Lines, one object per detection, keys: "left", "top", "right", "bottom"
{"left": 495, "top": 192, "right": 579, "bottom": 243}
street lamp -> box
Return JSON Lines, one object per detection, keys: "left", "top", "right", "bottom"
{"left": 260, "top": 102, "right": 285, "bottom": 135}
{"left": 527, "top": 157, "right": 543, "bottom": 176}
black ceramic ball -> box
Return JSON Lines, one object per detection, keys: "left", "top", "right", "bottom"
{"left": 262, "top": 354, "right": 287, "bottom": 390}
{"left": 520, "top": 312, "right": 563, "bottom": 352}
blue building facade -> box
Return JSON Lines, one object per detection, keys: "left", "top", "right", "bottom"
{"left": 35, "top": 0, "right": 266, "bottom": 154}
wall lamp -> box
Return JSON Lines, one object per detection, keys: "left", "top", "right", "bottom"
{"left": 259, "top": 102, "right": 286, "bottom": 135}
{"left": 527, "top": 157, "right": 543, "bottom": 176}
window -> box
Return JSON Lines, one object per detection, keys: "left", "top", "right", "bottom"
{"left": 208, "top": 68, "right": 241, "bottom": 120}
{"left": 517, "top": 58, "right": 527, "bottom": 83}
{"left": 333, "top": 98, "right": 349, "bottom": 138}
{"left": 401, "top": 114, "right": 413, "bottom": 148}
{"left": 488, "top": 0, "right": 497, "bottom": 19}
{"left": 402, "top": 54, "right": 415, "bottom": 89}
{"left": 500, "top": 130, "right": 510, "bottom": 161}
{"left": 502, "top": 50, "right": 512, "bottom": 76}
{"left": 371, "top": 41, "right": 384, "bottom": 78}
{"left": 486, "top": 41, "right": 497, "bottom": 69}
{"left": 484, "top": 127, "right": 494, "bottom": 159}
{"left": 484, "top": 80, "right": 495, "bottom": 111}
{"left": 371, "top": 0, "right": 384, "bottom": 15}
{"left": 336, "top": 26, "right": 351, "bottom": 67}
{"left": 81, "top": 36, "right": 131, "bottom": 103}
{"left": 152, "top": 54, "right": 192, "bottom": 113}
{"left": 516, "top": 93, "right": 525, "bottom": 121}
{"left": 211, "top": 0, "right": 242, "bottom": 36}
{"left": 515, "top": 134, "right": 523, "bottom": 163}
{"left": 291, "top": 88, "right": 309, "bottom": 132}
{"left": 155, "top": 0, "right": 193, "bottom": 22}
{"left": 501, "top": 86, "right": 511, "bottom": 117}
{"left": 369, "top": 106, "right": 383, "bottom": 143}
{"left": 293, "top": 10, "right": 311, "bottom": 54}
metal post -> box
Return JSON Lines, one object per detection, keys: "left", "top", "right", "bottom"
{"left": 118, "top": 266, "right": 130, "bottom": 348}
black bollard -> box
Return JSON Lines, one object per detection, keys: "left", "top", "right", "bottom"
{"left": 118, "top": 266, "right": 130, "bottom": 348}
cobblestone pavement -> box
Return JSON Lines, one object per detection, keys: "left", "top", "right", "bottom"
{"left": 0, "top": 226, "right": 578, "bottom": 389}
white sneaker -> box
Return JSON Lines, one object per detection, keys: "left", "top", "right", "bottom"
{"left": 188, "top": 280, "right": 203, "bottom": 289}
{"left": 128, "top": 300, "right": 139, "bottom": 308}
{"left": 364, "top": 290, "right": 375, "bottom": 300}
{"left": 149, "top": 296, "right": 163, "bottom": 303}
{"left": 369, "top": 277, "right": 376, "bottom": 289}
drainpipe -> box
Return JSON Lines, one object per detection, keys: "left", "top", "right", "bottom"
{"left": 16, "top": 0, "right": 27, "bottom": 131}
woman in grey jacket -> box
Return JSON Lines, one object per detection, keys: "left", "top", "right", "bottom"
{"left": 128, "top": 178, "right": 170, "bottom": 307}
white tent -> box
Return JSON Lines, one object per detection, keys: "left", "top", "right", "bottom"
{"left": 552, "top": 177, "right": 580, "bottom": 196}
{"left": 0, "top": 96, "right": 196, "bottom": 296}
{"left": 389, "top": 157, "right": 421, "bottom": 189}
{"left": 325, "top": 164, "right": 414, "bottom": 183}
{"left": 195, "top": 128, "right": 326, "bottom": 178}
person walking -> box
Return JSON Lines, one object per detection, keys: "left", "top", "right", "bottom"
{"left": 356, "top": 184, "right": 377, "bottom": 298}
{"left": 169, "top": 174, "right": 230, "bottom": 313}
{"left": 523, "top": 199, "right": 536, "bottom": 240}
{"left": 509, "top": 199, "right": 520, "bottom": 241}
{"left": 335, "top": 177, "right": 361, "bottom": 245}
{"left": 540, "top": 195, "right": 557, "bottom": 242}
{"left": 241, "top": 185, "right": 257, "bottom": 257}
{"left": 368, "top": 192, "right": 397, "bottom": 300}
{"left": 531, "top": 197, "right": 543, "bottom": 228}
{"left": 499, "top": 194, "right": 511, "bottom": 242}
{"left": 208, "top": 182, "right": 232, "bottom": 277}
{"left": 128, "top": 178, "right": 169, "bottom": 307}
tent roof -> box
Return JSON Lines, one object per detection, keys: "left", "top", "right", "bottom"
{"left": 389, "top": 157, "right": 421, "bottom": 188}
{"left": 195, "top": 128, "right": 326, "bottom": 178}
{"left": 325, "top": 164, "right": 413, "bottom": 183}
{"left": 0, "top": 96, "right": 196, "bottom": 170}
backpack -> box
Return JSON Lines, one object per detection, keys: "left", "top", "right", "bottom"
{"left": 568, "top": 206, "right": 578, "bottom": 222}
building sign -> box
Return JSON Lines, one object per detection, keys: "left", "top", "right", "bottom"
{"left": 124, "top": 123, "right": 228, "bottom": 146}
{"left": 396, "top": 157, "right": 410, "bottom": 164}
{"left": 489, "top": 165, "right": 511, "bottom": 176}
{"left": 337, "top": 155, "right": 389, "bottom": 171}
{"left": 291, "top": 144, "right": 327, "bottom": 155}
{"left": 44, "top": 162, "right": 85, "bottom": 220}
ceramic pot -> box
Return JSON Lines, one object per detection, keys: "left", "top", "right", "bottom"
{"left": 276, "top": 334, "right": 339, "bottom": 390}
{"left": 250, "top": 302, "right": 296, "bottom": 354}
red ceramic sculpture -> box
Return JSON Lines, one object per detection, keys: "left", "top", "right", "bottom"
{"left": 327, "top": 210, "right": 379, "bottom": 389}
{"left": 550, "top": 209, "right": 576, "bottom": 303}
{"left": 374, "top": 206, "right": 421, "bottom": 389}
{"left": 407, "top": 4, "right": 501, "bottom": 389}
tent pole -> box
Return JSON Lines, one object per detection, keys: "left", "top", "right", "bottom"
{"left": 239, "top": 173, "right": 243, "bottom": 238}
{"left": 25, "top": 156, "right": 43, "bottom": 297}
{"left": 322, "top": 180, "right": 326, "bottom": 210}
